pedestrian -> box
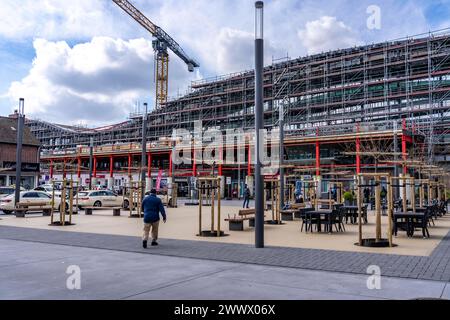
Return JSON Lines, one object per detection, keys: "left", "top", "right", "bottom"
{"left": 296, "top": 196, "right": 304, "bottom": 204}
{"left": 142, "top": 188, "right": 167, "bottom": 248}
{"left": 243, "top": 185, "right": 251, "bottom": 209}
{"left": 331, "top": 187, "right": 337, "bottom": 201}
{"left": 380, "top": 186, "right": 387, "bottom": 200}
{"left": 364, "top": 188, "right": 370, "bottom": 203}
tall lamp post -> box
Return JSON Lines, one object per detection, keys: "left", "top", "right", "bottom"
{"left": 393, "top": 121, "right": 400, "bottom": 199}
{"left": 14, "top": 98, "right": 25, "bottom": 210}
{"left": 255, "top": 1, "right": 265, "bottom": 248}
{"left": 279, "top": 104, "right": 285, "bottom": 209}
{"left": 141, "top": 103, "right": 149, "bottom": 197}
{"left": 89, "top": 137, "right": 94, "bottom": 190}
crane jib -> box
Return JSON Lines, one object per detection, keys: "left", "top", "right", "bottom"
{"left": 112, "top": 0, "right": 199, "bottom": 71}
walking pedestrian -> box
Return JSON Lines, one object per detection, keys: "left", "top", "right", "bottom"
{"left": 142, "top": 189, "right": 166, "bottom": 248}
{"left": 243, "top": 185, "right": 251, "bottom": 209}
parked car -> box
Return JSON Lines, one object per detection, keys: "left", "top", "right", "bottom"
{"left": 34, "top": 184, "right": 63, "bottom": 197}
{"left": 77, "top": 190, "right": 123, "bottom": 208}
{"left": 34, "top": 184, "right": 54, "bottom": 193}
{"left": 0, "top": 186, "right": 25, "bottom": 200}
{"left": 122, "top": 190, "right": 173, "bottom": 209}
{"left": 145, "top": 190, "right": 173, "bottom": 207}
{"left": 0, "top": 191, "right": 65, "bottom": 215}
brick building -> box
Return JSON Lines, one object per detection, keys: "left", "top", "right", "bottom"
{"left": 0, "top": 115, "right": 40, "bottom": 189}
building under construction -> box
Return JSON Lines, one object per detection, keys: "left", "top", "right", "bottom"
{"left": 25, "top": 30, "right": 450, "bottom": 195}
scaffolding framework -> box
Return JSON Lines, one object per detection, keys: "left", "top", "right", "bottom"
{"left": 26, "top": 30, "right": 450, "bottom": 169}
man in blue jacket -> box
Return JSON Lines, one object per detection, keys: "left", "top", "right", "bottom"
{"left": 142, "top": 189, "right": 167, "bottom": 248}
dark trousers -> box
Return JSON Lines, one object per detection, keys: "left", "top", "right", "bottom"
{"left": 243, "top": 198, "right": 250, "bottom": 208}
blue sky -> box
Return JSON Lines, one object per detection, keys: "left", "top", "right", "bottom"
{"left": 0, "top": 0, "right": 449, "bottom": 126}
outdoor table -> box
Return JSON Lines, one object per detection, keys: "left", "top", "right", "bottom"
{"left": 294, "top": 207, "right": 314, "bottom": 219}
{"left": 407, "top": 208, "right": 427, "bottom": 213}
{"left": 341, "top": 206, "right": 359, "bottom": 224}
{"left": 280, "top": 209, "right": 296, "bottom": 221}
{"left": 306, "top": 210, "right": 333, "bottom": 233}
{"left": 393, "top": 212, "right": 426, "bottom": 237}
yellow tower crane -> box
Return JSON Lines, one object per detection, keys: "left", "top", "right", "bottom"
{"left": 112, "top": 0, "right": 200, "bottom": 109}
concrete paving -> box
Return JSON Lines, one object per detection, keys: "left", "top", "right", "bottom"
{"left": 0, "top": 238, "right": 448, "bottom": 300}
{"left": 2, "top": 205, "right": 450, "bottom": 257}
{"left": 1, "top": 225, "right": 450, "bottom": 282}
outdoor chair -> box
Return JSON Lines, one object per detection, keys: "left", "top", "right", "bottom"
{"left": 428, "top": 210, "right": 435, "bottom": 227}
{"left": 304, "top": 212, "right": 322, "bottom": 233}
{"left": 299, "top": 208, "right": 315, "bottom": 232}
{"left": 430, "top": 204, "right": 440, "bottom": 220}
{"left": 300, "top": 211, "right": 308, "bottom": 232}
{"left": 322, "top": 208, "right": 346, "bottom": 233}
{"left": 344, "top": 205, "right": 367, "bottom": 224}
{"left": 381, "top": 200, "right": 388, "bottom": 216}
{"left": 394, "top": 199, "right": 402, "bottom": 212}
{"left": 412, "top": 208, "right": 430, "bottom": 238}
{"left": 438, "top": 201, "right": 447, "bottom": 216}
{"left": 392, "top": 214, "right": 408, "bottom": 236}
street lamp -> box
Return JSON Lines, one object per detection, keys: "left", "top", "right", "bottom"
{"left": 141, "top": 103, "right": 148, "bottom": 197}
{"left": 14, "top": 98, "right": 25, "bottom": 210}
{"left": 254, "top": 1, "right": 264, "bottom": 248}
{"left": 89, "top": 137, "right": 94, "bottom": 190}
{"left": 279, "top": 104, "right": 285, "bottom": 209}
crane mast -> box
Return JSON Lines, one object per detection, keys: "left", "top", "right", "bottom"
{"left": 112, "top": 0, "right": 200, "bottom": 109}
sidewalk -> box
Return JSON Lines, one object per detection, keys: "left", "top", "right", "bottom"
{"left": 0, "top": 238, "right": 448, "bottom": 300}
{"left": 1, "top": 225, "right": 450, "bottom": 281}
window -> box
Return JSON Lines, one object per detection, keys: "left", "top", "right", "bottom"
{"left": 23, "top": 192, "right": 38, "bottom": 198}
{"left": 38, "top": 193, "right": 51, "bottom": 199}
{"left": 0, "top": 188, "right": 14, "bottom": 195}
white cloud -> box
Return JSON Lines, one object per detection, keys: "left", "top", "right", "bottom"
{"left": 6, "top": 37, "right": 198, "bottom": 126}
{"left": 213, "top": 28, "right": 283, "bottom": 75}
{"left": 298, "top": 16, "right": 362, "bottom": 55}
{"left": 0, "top": 0, "right": 440, "bottom": 125}
{"left": 0, "top": 0, "right": 131, "bottom": 40}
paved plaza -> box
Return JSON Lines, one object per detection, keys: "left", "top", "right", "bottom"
{"left": 0, "top": 218, "right": 449, "bottom": 300}
{"left": 1, "top": 200, "right": 450, "bottom": 300}
{"left": 0, "top": 237, "right": 449, "bottom": 300}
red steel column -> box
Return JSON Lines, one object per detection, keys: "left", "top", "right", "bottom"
{"left": 93, "top": 157, "right": 97, "bottom": 178}
{"left": 169, "top": 151, "right": 173, "bottom": 177}
{"left": 402, "top": 119, "right": 407, "bottom": 174}
{"left": 147, "top": 153, "right": 152, "bottom": 178}
{"left": 356, "top": 124, "right": 361, "bottom": 174}
{"left": 356, "top": 139, "right": 361, "bottom": 174}
{"left": 128, "top": 154, "right": 132, "bottom": 177}
{"left": 316, "top": 129, "right": 320, "bottom": 176}
{"left": 315, "top": 141, "right": 320, "bottom": 176}
{"left": 193, "top": 151, "right": 197, "bottom": 177}
{"left": 50, "top": 160, "right": 54, "bottom": 179}
{"left": 218, "top": 147, "right": 223, "bottom": 176}
{"left": 77, "top": 157, "right": 81, "bottom": 179}
{"left": 63, "top": 159, "right": 67, "bottom": 179}
{"left": 109, "top": 155, "right": 114, "bottom": 178}
{"left": 247, "top": 145, "right": 251, "bottom": 176}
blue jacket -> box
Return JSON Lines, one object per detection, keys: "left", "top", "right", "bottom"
{"left": 142, "top": 194, "right": 166, "bottom": 224}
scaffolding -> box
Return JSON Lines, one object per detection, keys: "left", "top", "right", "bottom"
{"left": 26, "top": 30, "right": 450, "bottom": 169}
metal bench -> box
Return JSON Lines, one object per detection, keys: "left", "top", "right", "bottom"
{"left": 225, "top": 209, "right": 257, "bottom": 231}
{"left": 15, "top": 202, "right": 52, "bottom": 218}
{"left": 280, "top": 209, "right": 296, "bottom": 221}
{"left": 84, "top": 207, "right": 122, "bottom": 216}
